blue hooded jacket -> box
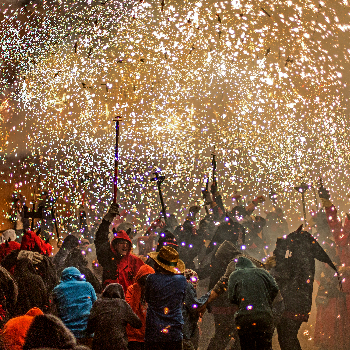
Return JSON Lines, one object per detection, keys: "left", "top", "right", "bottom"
{"left": 53, "top": 267, "right": 97, "bottom": 338}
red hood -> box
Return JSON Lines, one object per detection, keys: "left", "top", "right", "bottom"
{"left": 26, "top": 307, "right": 44, "bottom": 317}
{"left": 134, "top": 264, "right": 155, "bottom": 283}
{"left": 20, "top": 230, "right": 52, "bottom": 256}
{"left": 110, "top": 230, "right": 132, "bottom": 256}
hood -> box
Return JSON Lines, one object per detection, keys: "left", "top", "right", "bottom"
{"left": 134, "top": 264, "right": 155, "bottom": 283}
{"left": 20, "top": 230, "right": 52, "bottom": 255}
{"left": 60, "top": 267, "right": 85, "bottom": 282}
{"left": 61, "top": 235, "right": 79, "bottom": 250}
{"left": 110, "top": 230, "right": 132, "bottom": 256}
{"left": 235, "top": 256, "right": 256, "bottom": 270}
{"left": 2, "top": 229, "right": 16, "bottom": 243}
{"left": 101, "top": 283, "right": 125, "bottom": 299}
{"left": 215, "top": 240, "right": 241, "bottom": 264}
{"left": 26, "top": 307, "right": 44, "bottom": 317}
{"left": 23, "top": 314, "right": 76, "bottom": 350}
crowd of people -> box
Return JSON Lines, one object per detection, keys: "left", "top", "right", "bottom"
{"left": 0, "top": 181, "right": 348, "bottom": 350}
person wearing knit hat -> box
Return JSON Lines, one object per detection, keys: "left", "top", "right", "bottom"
{"left": 182, "top": 269, "right": 211, "bottom": 350}
{"left": 126, "top": 264, "right": 155, "bottom": 350}
{"left": 144, "top": 246, "right": 187, "bottom": 350}
{"left": 23, "top": 313, "right": 90, "bottom": 350}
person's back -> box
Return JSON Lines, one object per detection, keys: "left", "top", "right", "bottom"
{"left": 228, "top": 256, "right": 279, "bottom": 350}
{"left": 53, "top": 267, "right": 96, "bottom": 339}
{"left": 87, "top": 283, "right": 142, "bottom": 350}
{"left": 145, "top": 246, "right": 187, "bottom": 350}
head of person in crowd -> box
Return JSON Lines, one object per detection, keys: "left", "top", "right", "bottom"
{"left": 23, "top": 313, "right": 89, "bottom": 350}
{"left": 20, "top": 230, "right": 52, "bottom": 256}
{"left": 101, "top": 282, "right": 125, "bottom": 299}
{"left": 156, "top": 230, "right": 178, "bottom": 252}
{"left": 60, "top": 235, "right": 80, "bottom": 251}
{"left": 111, "top": 230, "right": 132, "bottom": 258}
{"left": 149, "top": 246, "right": 185, "bottom": 275}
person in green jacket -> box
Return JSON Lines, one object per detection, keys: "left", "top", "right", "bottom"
{"left": 228, "top": 256, "right": 279, "bottom": 350}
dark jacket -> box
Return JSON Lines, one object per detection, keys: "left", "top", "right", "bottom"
{"left": 95, "top": 220, "right": 144, "bottom": 292}
{"left": 13, "top": 258, "right": 48, "bottom": 316}
{"left": 52, "top": 267, "right": 97, "bottom": 338}
{"left": 52, "top": 235, "right": 79, "bottom": 272}
{"left": 62, "top": 248, "right": 102, "bottom": 294}
{"left": 228, "top": 257, "right": 279, "bottom": 330}
{"left": 182, "top": 283, "right": 210, "bottom": 339}
{"left": 87, "top": 283, "right": 142, "bottom": 350}
{"left": 273, "top": 228, "right": 337, "bottom": 322}
{"left": 145, "top": 272, "right": 187, "bottom": 343}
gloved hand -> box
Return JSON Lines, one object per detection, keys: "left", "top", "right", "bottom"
{"left": 103, "top": 203, "right": 120, "bottom": 222}
{"left": 202, "top": 189, "right": 212, "bottom": 205}
{"left": 318, "top": 186, "right": 330, "bottom": 200}
{"left": 320, "top": 197, "right": 332, "bottom": 208}
{"left": 264, "top": 256, "right": 276, "bottom": 270}
{"left": 17, "top": 250, "right": 44, "bottom": 264}
{"left": 189, "top": 205, "right": 201, "bottom": 215}
{"left": 252, "top": 196, "right": 266, "bottom": 206}
{"left": 210, "top": 181, "right": 218, "bottom": 196}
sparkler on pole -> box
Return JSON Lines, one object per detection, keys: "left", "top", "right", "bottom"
{"left": 151, "top": 171, "right": 167, "bottom": 224}
{"left": 294, "top": 181, "right": 309, "bottom": 223}
{"left": 113, "top": 116, "right": 122, "bottom": 204}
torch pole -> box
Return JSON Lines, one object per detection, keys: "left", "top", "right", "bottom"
{"left": 113, "top": 116, "right": 122, "bottom": 204}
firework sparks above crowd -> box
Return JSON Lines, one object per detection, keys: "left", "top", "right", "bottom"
{"left": 1, "top": 0, "right": 350, "bottom": 231}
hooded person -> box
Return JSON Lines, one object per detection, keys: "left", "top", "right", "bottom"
{"left": 52, "top": 234, "right": 80, "bottom": 272}
{"left": 94, "top": 203, "right": 144, "bottom": 293}
{"left": 199, "top": 240, "right": 266, "bottom": 350}
{"left": 62, "top": 247, "right": 102, "bottom": 294}
{"left": 126, "top": 264, "right": 155, "bottom": 350}
{"left": 52, "top": 267, "right": 97, "bottom": 340}
{"left": 13, "top": 257, "right": 48, "bottom": 316}
{"left": 23, "top": 313, "right": 90, "bottom": 350}
{"left": 87, "top": 283, "right": 142, "bottom": 350}
{"left": 227, "top": 256, "right": 279, "bottom": 350}
{"left": 272, "top": 225, "right": 339, "bottom": 350}
{"left": 2, "top": 307, "right": 44, "bottom": 350}
{"left": 145, "top": 246, "right": 187, "bottom": 350}
{"left": 0, "top": 265, "right": 18, "bottom": 326}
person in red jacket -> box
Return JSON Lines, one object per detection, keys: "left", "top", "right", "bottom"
{"left": 126, "top": 264, "right": 155, "bottom": 350}
{"left": 95, "top": 203, "right": 144, "bottom": 293}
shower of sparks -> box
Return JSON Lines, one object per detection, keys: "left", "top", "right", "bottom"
{"left": 1, "top": 0, "right": 350, "bottom": 232}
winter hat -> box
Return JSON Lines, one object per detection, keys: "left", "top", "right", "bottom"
{"left": 148, "top": 246, "right": 185, "bottom": 274}
{"left": 23, "top": 314, "right": 77, "bottom": 350}
{"left": 1, "top": 229, "right": 16, "bottom": 243}
{"left": 184, "top": 269, "right": 198, "bottom": 288}
{"left": 156, "top": 230, "right": 178, "bottom": 252}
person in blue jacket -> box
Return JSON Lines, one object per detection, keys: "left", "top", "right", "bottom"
{"left": 145, "top": 246, "right": 187, "bottom": 350}
{"left": 52, "top": 267, "right": 97, "bottom": 340}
